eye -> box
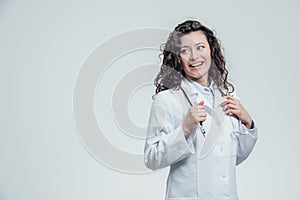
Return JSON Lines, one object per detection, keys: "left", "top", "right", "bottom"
{"left": 180, "top": 48, "right": 190, "bottom": 55}
{"left": 197, "top": 45, "right": 205, "bottom": 50}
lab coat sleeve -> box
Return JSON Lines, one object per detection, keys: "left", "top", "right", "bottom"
{"left": 144, "top": 93, "right": 195, "bottom": 171}
{"left": 235, "top": 120, "right": 258, "bottom": 165}
{"left": 231, "top": 91, "right": 258, "bottom": 165}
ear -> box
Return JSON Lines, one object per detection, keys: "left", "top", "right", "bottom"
{"left": 177, "top": 56, "right": 181, "bottom": 64}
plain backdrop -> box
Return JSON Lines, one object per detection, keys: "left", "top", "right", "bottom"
{"left": 1, "top": 0, "right": 300, "bottom": 199}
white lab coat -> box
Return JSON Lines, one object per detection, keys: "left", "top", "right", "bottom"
{"left": 144, "top": 78, "right": 258, "bottom": 200}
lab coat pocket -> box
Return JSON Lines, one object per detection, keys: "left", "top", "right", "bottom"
{"left": 166, "top": 156, "right": 197, "bottom": 199}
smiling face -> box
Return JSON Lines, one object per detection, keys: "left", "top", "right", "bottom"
{"left": 179, "top": 31, "right": 211, "bottom": 87}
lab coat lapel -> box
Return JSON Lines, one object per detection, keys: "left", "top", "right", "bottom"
{"left": 180, "top": 78, "right": 199, "bottom": 105}
{"left": 180, "top": 79, "right": 226, "bottom": 158}
{"left": 199, "top": 88, "right": 225, "bottom": 159}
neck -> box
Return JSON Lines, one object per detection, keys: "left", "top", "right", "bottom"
{"left": 194, "top": 76, "right": 209, "bottom": 87}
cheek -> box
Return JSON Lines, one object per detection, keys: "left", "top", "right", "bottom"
{"left": 206, "top": 58, "right": 212, "bottom": 67}
{"left": 204, "top": 53, "right": 212, "bottom": 67}
{"left": 181, "top": 64, "right": 189, "bottom": 75}
{"left": 180, "top": 58, "right": 189, "bottom": 70}
{"left": 202, "top": 49, "right": 210, "bottom": 58}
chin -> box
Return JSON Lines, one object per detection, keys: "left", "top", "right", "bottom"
{"left": 189, "top": 75, "right": 203, "bottom": 81}
{"left": 189, "top": 72, "right": 204, "bottom": 79}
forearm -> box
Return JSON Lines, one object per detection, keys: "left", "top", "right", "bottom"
{"left": 144, "top": 125, "right": 195, "bottom": 170}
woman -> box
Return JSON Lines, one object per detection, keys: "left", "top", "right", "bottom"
{"left": 144, "top": 20, "right": 258, "bottom": 200}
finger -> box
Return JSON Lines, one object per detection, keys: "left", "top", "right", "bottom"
{"left": 224, "top": 99, "right": 235, "bottom": 105}
{"left": 226, "top": 96, "right": 241, "bottom": 106}
{"left": 223, "top": 106, "right": 229, "bottom": 112}
{"left": 220, "top": 101, "right": 227, "bottom": 107}
{"left": 225, "top": 95, "right": 234, "bottom": 99}
{"left": 225, "top": 110, "right": 239, "bottom": 120}
{"left": 226, "top": 103, "right": 238, "bottom": 110}
{"left": 225, "top": 109, "right": 232, "bottom": 115}
{"left": 197, "top": 115, "right": 207, "bottom": 122}
{"left": 197, "top": 105, "right": 204, "bottom": 111}
{"left": 225, "top": 108, "right": 240, "bottom": 116}
{"left": 198, "top": 100, "right": 204, "bottom": 106}
{"left": 225, "top": 95, "right": 238, "bottom": 102}
{"left": 191, "top": 106, "right": 203, "bottom": 111}
{"left": 193, "top": 114, "right": 206, "bottom": 123}
{"left": 196, "top": 110, "right": 207, "bottom": 117}
{"left": 221, "top": 97, "right": 234, "bottom": 107}
{"left": 197, "top": 105, "right": 205, "bottom": 111}
{"left": 199, "top": 116, "right": 206, "bottom": 122}
{"left": 223, "top": 103, "right": 238, "bottom": 112}
{"left": 200, "top": 110, "right": 207, "bottom": 116}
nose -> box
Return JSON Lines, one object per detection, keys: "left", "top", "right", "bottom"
{"left": 190, "top": 48, "right": 200, "bottom": 61}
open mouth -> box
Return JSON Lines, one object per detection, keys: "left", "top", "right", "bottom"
{"left": 189, "top": 61, "right": 204, "bottom": 68}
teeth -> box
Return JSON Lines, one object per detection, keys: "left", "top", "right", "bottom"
{"left": 190, "top": 62, "right": 204, "bottom": 67}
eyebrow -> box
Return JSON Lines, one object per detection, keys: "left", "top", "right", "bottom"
{"left": 181, "top": 42, "right": 205, "bottom": 48}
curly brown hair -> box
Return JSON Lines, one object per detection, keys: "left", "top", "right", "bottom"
{"left": 154, "top": 20, "right": 234, "bottom": 96}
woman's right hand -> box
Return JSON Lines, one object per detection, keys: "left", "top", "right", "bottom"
{"left": 182, "top": 101, "right": 207, "bottom": 137}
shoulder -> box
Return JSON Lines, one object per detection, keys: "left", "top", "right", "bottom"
{"left": 152, "top": 88, "right": 182, "bottom": 108}
{"left": 153, "top": 89, "right": 178, "bottom": 102}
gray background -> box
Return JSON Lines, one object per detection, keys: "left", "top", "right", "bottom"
{"left": 1, "top": 0, "right": 300, "bottom": 199}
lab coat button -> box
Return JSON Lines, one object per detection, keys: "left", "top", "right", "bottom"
{"left": 204, "top": 88, "right": 210, "bottom": 93}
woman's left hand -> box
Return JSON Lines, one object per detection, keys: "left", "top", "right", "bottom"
{"left": 222, "top": 95, "right": 253, "bottom": 129}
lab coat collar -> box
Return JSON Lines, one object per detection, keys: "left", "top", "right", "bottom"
{"left": 180, "top": 77, "right": 225, "bottom": 108}
{"left": 186, "top": 77, "right": 215, "bottom": 97}
{"left": 180, "top": 78, "right": 214, "bottom": 109}
{"left": 180, "top": 77, "right": 199, "bottom": 98}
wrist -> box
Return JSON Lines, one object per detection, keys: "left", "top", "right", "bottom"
{"left": 243, "top": 120, "right": 254, "bottom": 129}
{"left": 182, "top": 126, "right": 190, "bottom": 138}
